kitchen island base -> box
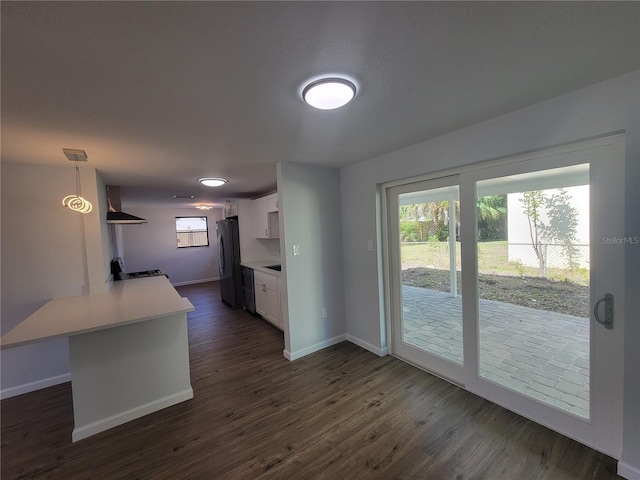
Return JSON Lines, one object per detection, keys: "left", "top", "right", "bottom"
{"left": 1, "top": 276, "right": 195, "bottom": 443}
{"left": 69, "top": 312, "right": 193, "bottom": 442}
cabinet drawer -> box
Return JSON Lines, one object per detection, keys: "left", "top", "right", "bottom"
{"left": 255, "top": 270, "right": 278, "bottom": 291}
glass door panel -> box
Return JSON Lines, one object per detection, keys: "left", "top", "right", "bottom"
{"left": 475, "top": 164, "right": 591, "bottom": 417}
{"left": 398, "top": 185, "right": 463, "bottom": 364}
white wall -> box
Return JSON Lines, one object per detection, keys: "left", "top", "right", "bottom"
{"left": 119, "top": 206, "right": 222, "bottom": 285}
{"left": 340, "top": 71, "right": 639, "bottom": 474}
{"left": 1, "top": 162, "right": 109, "bottom": 397}
{"left": 278, "top": 162, "right": 346, "bottom": 360}
{"left": 84, "top": 168, "right": 113, "bottom": 293}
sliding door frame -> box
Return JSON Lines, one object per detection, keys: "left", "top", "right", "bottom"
{"left": 381, "top": 133, "right": 625, "bottom": 458}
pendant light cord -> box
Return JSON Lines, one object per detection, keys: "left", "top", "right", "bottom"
{"left": 75, "top": 160, "right": 82, "bottom": 197}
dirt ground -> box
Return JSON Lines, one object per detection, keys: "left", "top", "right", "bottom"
{"left": 402, "top": 267, "right": 589, "bottom": 318}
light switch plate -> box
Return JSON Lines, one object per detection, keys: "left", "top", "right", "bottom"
{"left": 293, "top": 244, "right": 300, "bottom": 256}
{"left": 367, "top": 240, "right": 374, "bottom": 251}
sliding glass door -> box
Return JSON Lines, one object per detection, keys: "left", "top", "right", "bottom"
{"left": 385, "top": 135, "right": 625, "bottom": 457}
{"left": 474, "top": 165, "right": 591, "bottom": 417}
{"left": 387, "top": 176, "right": 463, "bottom": 385}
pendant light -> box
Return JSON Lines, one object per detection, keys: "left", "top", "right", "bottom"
{"left": 62, "top": 148, "right": 93, "bottom": 214}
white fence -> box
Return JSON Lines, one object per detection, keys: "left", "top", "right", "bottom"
{"left": 177, "top": 229, "right": 209, "bottom": 248}
{"left": 507, "top": 242, "right": 589, "bottom": 271}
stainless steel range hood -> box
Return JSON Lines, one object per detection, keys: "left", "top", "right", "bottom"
{"left": 106, "top": 186, "right": 147, "bottom": 224}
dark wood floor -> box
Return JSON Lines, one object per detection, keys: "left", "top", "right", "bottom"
{"left": 1, "top": 282, "right": 620, "bottom": 479}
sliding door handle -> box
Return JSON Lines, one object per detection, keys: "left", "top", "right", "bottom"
{"left": 594, "top": 293, "right": 613, "bottom": 329}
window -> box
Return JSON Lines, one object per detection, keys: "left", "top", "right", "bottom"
{"left": 176, "top": 216, "right": 209, "bottom": 248}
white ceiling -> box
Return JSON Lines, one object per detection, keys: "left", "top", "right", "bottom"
{"left": 2, "top": 1, "right": 638, "bottom": 208}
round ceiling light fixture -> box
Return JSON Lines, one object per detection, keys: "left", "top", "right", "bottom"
{"left": 199, "top": 177, "right": 228, "bottom": 187}
{"left": 302, "top": 77, "right": 356, "bottom": 110}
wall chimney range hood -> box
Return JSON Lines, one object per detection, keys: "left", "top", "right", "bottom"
{"left": 106, "top": 186, "right": 147, "bottom": 224}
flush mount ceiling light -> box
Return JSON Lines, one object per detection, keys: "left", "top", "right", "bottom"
{"left": 302, "top": 77, "right": 356, "bottom": 110}
{"left": 195, "top": 205, "right": 213, "bottom": 210}
{"left": 199, "top": 178, "right": 228, "bottom": 187}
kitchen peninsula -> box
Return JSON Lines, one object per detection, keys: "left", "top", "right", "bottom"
{"left": 1, "top": 276, "right": 195, "bottom": 442}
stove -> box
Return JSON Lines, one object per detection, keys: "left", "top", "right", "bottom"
{"left": 124, "top": 270, "right": 167, "bottom": 279}
{"left": 110, "top": 258, "right": 167, "bottom": 281}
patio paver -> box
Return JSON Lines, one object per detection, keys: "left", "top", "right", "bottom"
{"left": 401, "top": 285, "right": 590, "bottom": 418}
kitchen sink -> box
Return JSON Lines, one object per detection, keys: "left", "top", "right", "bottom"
{"left": 265, "top": 265, "right": 281, "bottom": 271}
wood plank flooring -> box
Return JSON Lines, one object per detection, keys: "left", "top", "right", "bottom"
{"left": 1, "top": 282, "right": 619, "bottom": 479}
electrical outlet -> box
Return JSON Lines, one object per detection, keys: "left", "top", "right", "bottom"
{"left": 367, "top": 240, "right": 373, "bottom": 251}
{"left": 321, "top": 307, "right": 327, "bottom": 318}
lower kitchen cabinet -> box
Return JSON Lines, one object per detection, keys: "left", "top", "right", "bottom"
{"left": 254, "top": 270, "right": 282, "bottom": 329}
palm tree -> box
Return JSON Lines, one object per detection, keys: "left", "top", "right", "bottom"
{"left": 477, "top": 195, "right": 506, "bottom": 222}
{"left": 399, "top": 205, "right": 415, "bottom": 222}
{"left": 477, "top": 195, "right": 507, "bottom": 240}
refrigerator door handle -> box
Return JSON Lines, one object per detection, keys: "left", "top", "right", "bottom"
{"left": 219, "top": 236, "right": 225, "bottom": 275}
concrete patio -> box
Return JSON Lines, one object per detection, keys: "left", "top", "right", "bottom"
{"left": 401, "top": 285, "right": 590, "bottom": 418}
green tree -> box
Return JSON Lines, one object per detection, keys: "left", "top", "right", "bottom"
{"left": 425, "top": 201, "right": 450, "bottom": 240}
{"left": 399, "top": 205, "right": 427, "bottom": 241}
{"left": 399, "top": 205, "right": 414, "bottom": 222}
{"left": 400, "top": 200, "right": 460, "bottom": 242}
{"left": 519, "top": 191, "right": 547, "bottom": 276}
{"left": 477, "top": 195, "right": 507, "bottom": 240}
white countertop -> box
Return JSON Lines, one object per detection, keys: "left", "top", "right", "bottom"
{"left": 240, "top": 260, "right": 282, "bottom": 276}
{"left": 1, "top": 276, "right": 195, "bottom": 349}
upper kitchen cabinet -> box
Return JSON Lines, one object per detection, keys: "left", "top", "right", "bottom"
{"left": 223, "top": 201, "right": 238, "bottom": 219}
{"left": 254, "top": 194, "right": 279, "bottom": 239}
{"left": 266, "top": 193, "right": 278, "bottom": 213}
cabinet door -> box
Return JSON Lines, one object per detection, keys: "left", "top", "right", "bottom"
{"left": 254, "top": 197, "right": 269, "bottom": 238}
{"left": 255, "top": 278, "right": 269, "bottom": 316}
{"left": 268, "top": 212, "right": 280, "bottom": 239}
{"left": 266, "top": 193, "right": 278, "bottom": 213}
{"left": 267, "top": 288, "right": 281, "bottom": 328}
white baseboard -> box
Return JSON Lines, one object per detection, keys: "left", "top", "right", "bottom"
{"left": 0, "top": 373, "right": 71, "bottom": 400}
{"left": 619, "top": 461, "right": 640, "bottom": 480}
{"left": 72, "top": 388, "right": 194, "bottom": 442}
{"left": 171, "top": 277, "right": 219, "bottom": 287}
{"left": 283, "top": 334, "right": 389, "bottom": 361}
{"left": 346, "top": 334, "right": 389, "bottom": 357}
{"left": 284, "top": 334, "right": 347, "bottom": 361}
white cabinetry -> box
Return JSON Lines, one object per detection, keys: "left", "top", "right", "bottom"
{"left": 254, "top": 194, "right": 279, "bottom": 239}
{"left": 254, "top": 270, "right": 282, "bottom": 329}
{"left": 223, "top": 201, "right": 238, "bottom": 218}
{"left": 266, "top": 193, "right": 279, "bottom": 212}
{"left": 255, "top": 196, "right": 268, "bottom": 238}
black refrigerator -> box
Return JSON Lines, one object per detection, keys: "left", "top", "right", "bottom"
{"left": 216, "top": 218, "right": 242, "bottom": 309}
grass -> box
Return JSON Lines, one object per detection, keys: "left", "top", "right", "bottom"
{"left": 401, "top": 241, "right": 590, "bottom": 317}
{"left": 401, "top": 241, "right": 589, "bottom": 285}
